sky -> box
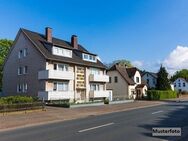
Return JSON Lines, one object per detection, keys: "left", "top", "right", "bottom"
{"left": 1, "top": 0, "right": 188, "bottom": 74}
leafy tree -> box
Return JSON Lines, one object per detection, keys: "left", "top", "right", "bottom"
{"left": 156, "top": 65, "right": 171, "bottom": 90}
{"left": 170, "top": 69, "right": 188, "bottom": 82}
{"left": 105, "top": 59, "right": 133, "bottom": 68}
{"left": 0, "top": 39, "right": 13, "bottom": 91}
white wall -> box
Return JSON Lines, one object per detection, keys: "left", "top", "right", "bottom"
{"left": 142, "top": 73, "right": 157, "bottom": 88}
{"left": 174, "top": 78, "right": 188, "bottom": 92}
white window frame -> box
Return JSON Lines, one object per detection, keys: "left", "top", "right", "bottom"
{"left": 18, "top": 67, "right": 22, "bottom": 75}
{"left": 52, "top": 46, "right": 72, "bottom": 58}
{"left": 82, "top": 53, "right": 97, "bottom": 62}
{"left": 90, "top": 84, "right": 100, "bottom": 91}
{"left": 53, "top": 82, "right": 69, "bottom": 91}
{"left": 57, "top": 63, "right": 68, "bottom": 71}
{"left": 23, "top": 66, "right": 28, "bottom": 74}
{"left": 23, "top": 48, "right": 28, "bottom": 57}
{"left": 17, "top": 84, "right": 22, "bottom": 93}
{"left": 18, "top": 50, "right": 23, "bottom": 59}
{"left": 90, "top": 68, "right": 100, "bottom": 75}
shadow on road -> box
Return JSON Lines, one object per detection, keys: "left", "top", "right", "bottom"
{"left": 138, "top": 101, "right": 188, "bottom": 141}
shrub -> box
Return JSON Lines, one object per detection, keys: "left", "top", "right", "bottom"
{"left": 104, "top": 99, "right": 109, "bottom": 104}
{"left": 0, "top": 96, "right": 34, "bottom": 104}
{"left": 46, "top": 100, "right": 70, "bottom": 108}
{"left": 147, "top": 90, "right": 177, "bottom": 100}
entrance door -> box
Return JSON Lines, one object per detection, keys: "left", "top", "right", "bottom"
{"left": 77, "top": 90, "right": 86, "bottom": 101}
{"left": 136, "top": 89, "right": 141, "bottom": 99}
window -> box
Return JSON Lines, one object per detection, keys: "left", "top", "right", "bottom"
{"left": 153, "top": 78, "right": 155, "bottom": 85}
{"left": 52, "top": 46, "right": 72, "bottom": 58}
{"left": 147, "top": 79, "right": 149, "bottom": 85}
{"left": 18, "top": 50, "right": 23, "bottom": 59}
{"left": 53, "top": 82, "right": 57, "bottom": 91}
{"left": 109, "top": 77, "right": 111, "bottom": 83}
{"left": 90, "top": 84, "right": 100, "bottom": 91}
{"left": 183, "top": 82, "right": 186, "bottom": 87}
{"left": 174, "top": 83, "right": 176, "bottom": 87}
{"left": 114, "top": 76, "right": 118, "bottom": 83}
{"left": 18, "top": 67, "right": 22, "bottom": 75}
{"left": 54, "top": 63, "right": 69, "bottom": 71}
{"left": 136, "top": 77, "right": 139, "bottom": 83}
{"left": 23, "top": 66, "right": 28, "bottom": 74}
{"left": 82, "top": 53, "right": 96, "bottom": 62}
{"left": 54, "top": 64, "right": 57, "bottom": 70}
{"left": 90, "top": 68, "right": 100, "bottom": 75}
{"left": 178, "top": 83, "right": 181, "bottom": 87}
{"left": 53, "top": 82, "right": 68, "bottom": 91}
{"left": 58, "top": 64, "right": 68, "bottom": 71}
{"left": 22, "top": 83, "right": 28, "bottom": 93}
{"left": 17, "top": 84, "right": 22, "bottom": 93}
{"left": 23, "top": 48, "right": 28, "bottom": 57}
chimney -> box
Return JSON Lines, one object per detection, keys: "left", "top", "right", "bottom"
{"left": 71, "top": 35, "right": 78, "bottom": 49}
{"left": 45, "top": 27, "right": 52, "bottom": 42}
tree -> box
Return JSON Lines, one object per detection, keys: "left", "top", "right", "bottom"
{"left": 170, "top": 69, "right": 188, "bottom": 82}
{"left": 0, "top": 39, "right": 13, "bottom": 91}
{"left": 156, "top": 65, "right": 171, "bottom": 90}
{"left": 105, "top": 59, "right": 133, "bottom": 68}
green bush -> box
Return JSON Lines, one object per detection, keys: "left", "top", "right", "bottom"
{"left": 46, "top": 100, "right": 70, "bottom": 108}
{"left": 147, "top": 90, "right": 177, "bottom": 100}
{"left": 104, "top": 99, "right": 109, "bottom": 104}
{"left": 0, "top": 96, "right": 34, "bottom": 104}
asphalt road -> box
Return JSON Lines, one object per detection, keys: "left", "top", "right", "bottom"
{"left": 0, "top": 101, "right": 188, "bottom": 141}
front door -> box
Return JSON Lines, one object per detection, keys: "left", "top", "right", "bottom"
{"left": 136, "top": 89, "right": 141, "bottom": 99}
{"left": 77, "top": 90, "right": 86, "bottom": 101}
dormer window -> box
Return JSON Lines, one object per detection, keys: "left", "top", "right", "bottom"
{"left": 82, "top": 53, "right": 96, "bottom": 62}
{"left": 52, "top": 46, "right": 72, "bottom": 58}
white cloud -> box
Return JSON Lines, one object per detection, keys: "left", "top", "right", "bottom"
{"left": 132, "top": 60, "right": 143, "bottom": 68}
{"left": 163, "top": 45, "right": 188, "bottom": 74}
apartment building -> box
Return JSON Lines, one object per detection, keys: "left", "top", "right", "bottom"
{"left": 3, "top": 27, "right": 110, "bottom": 102}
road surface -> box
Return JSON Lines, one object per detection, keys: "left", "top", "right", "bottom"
{"left": 0, "top": 101, "right": 188, "bottom": 141}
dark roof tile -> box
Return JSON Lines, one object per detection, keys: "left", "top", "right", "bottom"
{"left": 21, "top": 28, "right": 106, "bottom": 69}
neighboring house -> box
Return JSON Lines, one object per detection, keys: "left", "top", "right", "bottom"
{"left": 107, "top": 64, "right": 147, "bottom": 100}
{"left": 173, "top": 78, "right": 188, "bottom": 93}
{"left": 3, "top": 27, "right": 110, "bottom": 102}
{"left": 141, "top": 71, "right": 157, "bottom": 89}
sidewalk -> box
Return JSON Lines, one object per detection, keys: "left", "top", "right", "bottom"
{"left": 0, "top": 100, "right": 163, "bottom": 131}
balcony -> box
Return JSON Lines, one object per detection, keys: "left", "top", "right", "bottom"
{"left": 38, "top": 70, "right": 74, "bottom": 80}
{"left": 89, "top": 74, "right": 109, "bottom": 82}
{"left": 38, "top": 91, "right": 74, "bottom": 100}
{"left": 89, "top": 90, "right": 110, "bottom": 98}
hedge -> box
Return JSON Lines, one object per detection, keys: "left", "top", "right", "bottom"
{"left": 0, "top": 102, "right": 44, "bottom": 113}
{"left": 0, "top": 96, "right": 35, "bottom": 104}
{"left": 147, "top": 90, "right": 177, "bottom": 100}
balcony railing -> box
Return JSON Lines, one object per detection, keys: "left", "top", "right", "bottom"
{"left": 38, "top": 91, "right": 74, "bottom": 100}
{"left": 89, "top": 90, "right": 110, "bottom": 98}
{"left": 38, "top": 70, "right": 74, "bottom": 80}
{"left": 89, "top": 74, "right": 109, "bottom": 82}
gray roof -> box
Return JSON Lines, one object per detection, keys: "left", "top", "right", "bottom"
{"left": 21, "top": 28, "right": 107, "bottom": 69}
{"left": 141, "top": 71, "right": 158, "bottom": 78}
{"left": 108, "top": 65, "right": 135, "bottom": 85}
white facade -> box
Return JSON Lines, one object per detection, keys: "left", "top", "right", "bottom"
{"left": 142, "top": 72, "right": 157, "bottom": 88}
{"left": 173, "top": 78, "right": 188, "bottom": 92}
{"left": 38, "top": 62, "right": 110, "bottom": 101}
{"left": 107, "top": 67, "right": 147, "bottom": 100}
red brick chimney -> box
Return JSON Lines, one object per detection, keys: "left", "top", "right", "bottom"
{"left": 45, "top": 27, "right": 52, "bottom": 42}
{"left": 71, "top": 35, "right": 78, "bottom": 49}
